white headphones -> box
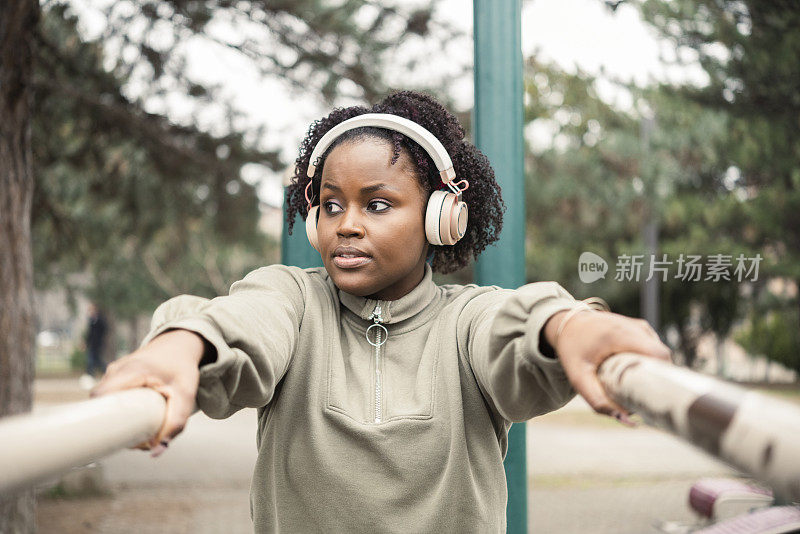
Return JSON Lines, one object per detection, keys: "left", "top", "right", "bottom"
{"left": 303, "top": 113, "right": 469, "bottom": 250}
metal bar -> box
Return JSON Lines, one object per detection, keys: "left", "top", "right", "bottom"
{"left": 600, "top": 353, "right": 800, "bottom": 502}
{"left": 3, "top": 356, "right": 797, "bottom": 509}
{"left": 0, "top": 388, "right": 166, "bottom": 494}
{"left": 473, "top": 1, "right": 527, "bottom": 532}
{"left": 473, "top": 0, "right": 526, "bottom": 290}
{"left": 282, "top": 192, "right": 323, "bottom": 269}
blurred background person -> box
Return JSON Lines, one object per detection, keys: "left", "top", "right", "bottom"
{"left": 80, "top": 302, "right": 107, "bottom": 389}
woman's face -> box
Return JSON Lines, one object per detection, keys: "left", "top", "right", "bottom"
{"left": 316, "top": 138, "right": 430, "bottom": 301}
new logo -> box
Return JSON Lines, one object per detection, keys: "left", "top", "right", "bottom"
{"left": 578, "top": 252, "right": 608, "bottom": 283}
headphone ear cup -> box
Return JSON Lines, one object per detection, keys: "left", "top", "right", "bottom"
{"left": 305, "top": 205, "right": 320, "bottom": 251}
{"left": 425, "top": 190, "right": 467, "bottom": 246}
{"left": 425, "top": 191, "right": 447, "bottom": 246}
{"left": 452, "top": 201, "right": 468, "bottom": 240}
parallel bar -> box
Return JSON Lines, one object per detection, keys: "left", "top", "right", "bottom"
{"left": 600, "top": 353, "right": 800, "bottom": 502}
{"left": 2, "top": 358, "right": 798, "bottom": 506}
{"left": 0, "top": 388, "right": 166, "bottom": 494}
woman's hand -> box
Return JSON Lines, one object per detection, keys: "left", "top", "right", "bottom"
{"left": 90, "top": 329, "right": 205, "bottom": 454}
{"left": 544, "top": 310, "right": 671, "bottom": 422}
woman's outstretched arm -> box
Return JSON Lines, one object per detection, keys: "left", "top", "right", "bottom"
{"left": 91, "top": 264, "right": 307, "bottom": 451}
{"left": 464, "top": 282, "right": 671, "bottom": 423}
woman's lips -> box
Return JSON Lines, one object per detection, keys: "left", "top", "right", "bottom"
{"left": 333, "top": 255, "right": 372, "bottom": 269}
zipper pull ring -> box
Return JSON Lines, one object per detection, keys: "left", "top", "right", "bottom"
{"left": 366, "top": 324, "right": 388, "bottom": 347}
{"left": 366, "top": 303, "right": 388, "bottom": 347}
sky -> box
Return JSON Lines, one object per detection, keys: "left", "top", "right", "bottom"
{"left": 68, "top": 0, "right": 706, "bottom": 207}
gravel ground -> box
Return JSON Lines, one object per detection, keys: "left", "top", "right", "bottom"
{"left": 529, "top": 477, "right": 703, "bottom": 534}
{"left": 37, "top": 483, "right": 250, "bottom": 534}
{"left": 37, "top": 478, "right": 709, "bottom": 534}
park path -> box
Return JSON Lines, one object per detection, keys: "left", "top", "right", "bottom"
{"left": 33, "top": 378, "right": 738, "bottom": 533}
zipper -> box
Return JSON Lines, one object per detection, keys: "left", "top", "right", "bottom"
{"left": 366, "top": 303, "right": 388, "bottom": 423}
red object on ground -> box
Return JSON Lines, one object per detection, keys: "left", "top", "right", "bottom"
{"left": 694, "top": 505, "right": 800, "bottom": 534}
{"left": 690, "top": 478, "right": 773, "bottom": 519}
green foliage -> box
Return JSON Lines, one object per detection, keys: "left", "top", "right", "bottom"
{"left": 32, "top": 0, "right": 449, "bottom": 327}
{"left": 524, "top": 0, "right": 800, "bottom": 370}
{"left": 523, "top": 57, "right": 640, "bottom": 297}
{"left": 69, "top": 348, "right": 86, "bottom": 372}
{"left": 32, "top": 5, "right": 275, "bottom": 318}
{"left": 736, "top": 306, "right": 800, "bottom": 374}
{"left": 634, "top": 0, "right": 800, "bottom": 367}
{"left": 523, "top": 56, "right": 743, "bottom": 340}
{"left": 89, "top": 0, "right": 446, "bottom": 104}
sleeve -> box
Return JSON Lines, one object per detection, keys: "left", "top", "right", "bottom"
{"left": 462, "top": 282, "right": 580, "bottom": 423}
{"left": 139, "top": 264, "right": 305, "bottom": 419}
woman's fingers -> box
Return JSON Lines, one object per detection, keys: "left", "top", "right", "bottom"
{"left": 127, "top": 382, "right": 193, "bottom": 456}
{"left": 87, "top": 332, "right": 203, "bottom": 456}
{"left": 617, "top": 320, "right": 672, "bottom": 362}
{"left": 145, "top": 368, "right": 199, "bottom": 451}
{"left": 148, "top": 383, "right": 193, "bottom": 449}
{"left": 634, "top": 319, "right": 671, "bottom": 355}
{"left": 91, "top": 358, "right": 186, "bottom": 453}
{"left": 576, "top": 378, "right": 625, "bottom": 417}
{"left": 556, "top": 312, "right": 674, "bottom": 426}
{"left": 566, "top": 362, "right": 637, "bottom": 426}
{"left": 569, "top": 368, "right": 635, "bottom": 427}
{"left": 636, "top": 319, "right": 661, "bottom": 341}
{"left": 90, "top": 356, "right": 153, "bottom": 396}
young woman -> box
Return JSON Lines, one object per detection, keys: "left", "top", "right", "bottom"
{"left": 94, "top": 91, "right": 671, "bottom": 532}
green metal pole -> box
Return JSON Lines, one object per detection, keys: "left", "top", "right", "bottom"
{"left": 473, "top": 1, "right": 527, "bottom": 533}
{"left": 281, "top": 197, "right": 323, "bottom": 269}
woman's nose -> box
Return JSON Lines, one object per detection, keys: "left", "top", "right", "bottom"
{"left": 336, "top": 207, "right": 366, "bottom": 238}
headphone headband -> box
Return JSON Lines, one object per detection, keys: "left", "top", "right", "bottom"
{"left": 302, "top": 113, "right": 469, "bottom": 248}
{"left": 306, "top": 113, "right": 456, "bottom": 185}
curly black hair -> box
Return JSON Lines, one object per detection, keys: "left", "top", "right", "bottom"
{"left": 285, "top": 90, "right": 505, "bottom": 274}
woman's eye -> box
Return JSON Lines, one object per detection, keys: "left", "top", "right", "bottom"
{"left": 368, "top": 200, "right": 390, "bottom": 212}
{"left": 323, "top": 201, "right": 343, "bottom": 214}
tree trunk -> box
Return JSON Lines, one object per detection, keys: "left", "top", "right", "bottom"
{"left": 0, "top": 0, "right": 40, "bottom": 531}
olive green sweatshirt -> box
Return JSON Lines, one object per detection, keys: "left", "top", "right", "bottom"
{"left": 141, "top": 263, "right": 580, "bottom": 533}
